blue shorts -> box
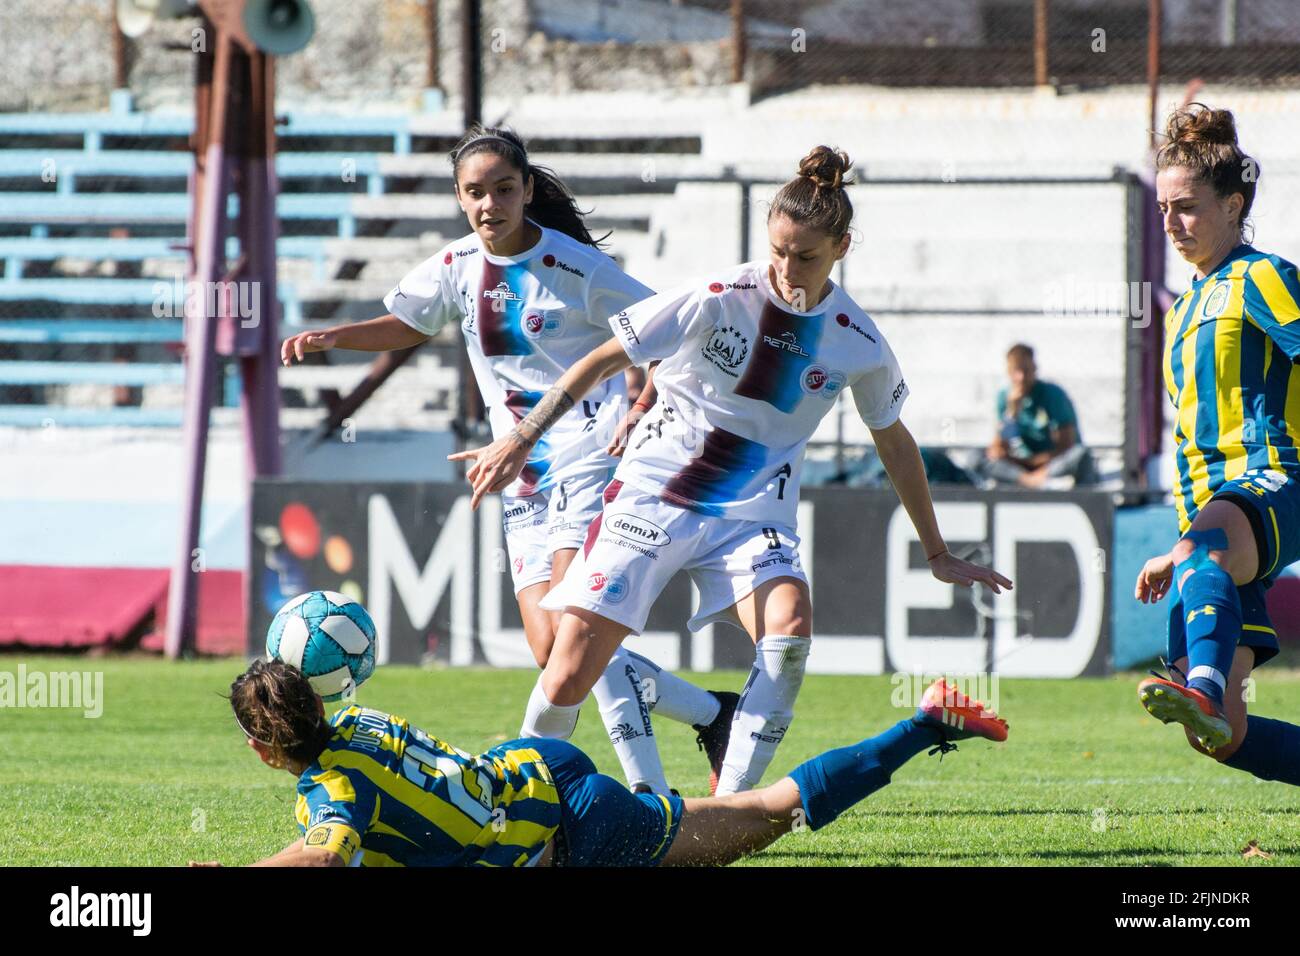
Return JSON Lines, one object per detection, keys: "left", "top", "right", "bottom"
{"left": 1212, "top": 469, "right": 1300, "bottom": 585}
{"left": 524, "top": 738, "right": 684, "bottom": 867}
{"left": 1165, "top": 468, "right": 1300, "bottom": 669}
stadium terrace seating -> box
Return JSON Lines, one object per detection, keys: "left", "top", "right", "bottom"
{"left": 0, "top": 110, "right": 720, "bottom": 433}
{"left": 0, "top": 104, "right": 1149, "bottom": 467}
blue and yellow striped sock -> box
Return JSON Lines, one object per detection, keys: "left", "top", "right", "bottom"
{"left": 786, "top": 718, "right": 941, "bottom": 831}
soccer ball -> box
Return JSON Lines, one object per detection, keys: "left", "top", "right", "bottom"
{"left": 266, "top": 590, "right": 377, "bottom": 701}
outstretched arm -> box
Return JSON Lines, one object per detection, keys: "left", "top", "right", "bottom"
{"left": 281, "top": 313, "right": 430, "bottom": 365}
{"left": 871, "top": 418, "right": 1012, "bottom": 593}
{"left": 188, "top": 838, "right": 345, "bottom": 867}
{"left": 449, "top": 337, "right": 634, "bottom": 508}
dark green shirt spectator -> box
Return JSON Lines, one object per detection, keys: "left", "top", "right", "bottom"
{"left": 996, "top": 381, "right": 1079, "bottom": 457}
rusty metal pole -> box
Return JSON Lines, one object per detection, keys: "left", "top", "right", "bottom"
{"left": 1033, "top": 0, "right": 1050, "bottom": 87}
{"left": 239, "top": 49, "right": 283, "bottom": 481}
{"left": 111, "top": 7, "right": 130, "bottom": 89}
{"left": 1148, "top": 0, "right": 1163, "bottom": 151}
{"left": 730, "top": 0, "right": 746, "bottom": 84}
{"left": 167, "top": 23, "right": 232, "bottom": 659}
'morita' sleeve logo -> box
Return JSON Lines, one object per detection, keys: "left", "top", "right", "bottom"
{"left": 708, "top": 280, "right": 758, "bottom": 294}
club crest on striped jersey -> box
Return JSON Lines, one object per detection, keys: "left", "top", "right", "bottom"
{"left": 1201, "top": 283, "right": 1230, "bottom": 320}
{"left": 801, "top": 364, "right": 845, "bottom": 398}
{"left": 703, "top": 324, "right": 749, "bottom": 376}
{"left": 521, "top": 310, "right": 562, "bottom": 338}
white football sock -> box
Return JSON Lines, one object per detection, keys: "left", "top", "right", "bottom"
{"left": 519, "top": 676, "right": 581, "bottom": 740}
{"left": 593, "top": 647, "right": 670, "bottom": 795}
{"left": 715, "top": 634, "right": 810, "bottom": 796}
{"left": 625, "top": 649, "right": 721, "bottom": 727}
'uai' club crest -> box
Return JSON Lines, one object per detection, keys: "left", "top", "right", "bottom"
{"left": 704, "top": 324, "right": 749, "bottom": 371}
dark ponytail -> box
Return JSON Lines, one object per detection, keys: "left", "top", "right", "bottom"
{"left": 450, "top": 124, "right": 610, "bottom": 249}
{"left": 768, "top": 145, "right": 855, "bottom": 240}
{"left": 229, "top": 659, "right": 332, "bottom": 767}
{"left": 1156, "top": 103, "right": 1258, "bottom": 241}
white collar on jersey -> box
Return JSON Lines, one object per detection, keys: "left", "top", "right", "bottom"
{"left": 756, "top": 261, "right": 840, "bottom": 317}
{"left": 478, "top": 217, "right": 548, "bottom": 266}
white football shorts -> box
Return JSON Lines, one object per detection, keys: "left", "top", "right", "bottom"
{"left": 502, "top": 468, "right": 611, "bottom": 594}
{"left": 540, "top": 478, "right": 808, "bottom": 633}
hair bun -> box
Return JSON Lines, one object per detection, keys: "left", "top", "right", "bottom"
{"left": 798, "top": 145, "right": 852, "bottom": 191}
{"left": 1165, "top": 103, "right": 1239, "bottom": 149}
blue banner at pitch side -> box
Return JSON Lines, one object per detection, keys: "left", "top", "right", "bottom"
{"left": 1111, "top": 504, "right": 1180, "bottom": 670}
{"left": 249, "top": 481, "right": 1117, "bottom": 677}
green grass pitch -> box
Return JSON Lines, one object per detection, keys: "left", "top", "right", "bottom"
{"left": 2, "top": 655, "right": 1297, "bottom": 866}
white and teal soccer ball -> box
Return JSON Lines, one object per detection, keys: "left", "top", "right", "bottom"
{"left": 266, "top": 591, "right": 377, "bottom": 701}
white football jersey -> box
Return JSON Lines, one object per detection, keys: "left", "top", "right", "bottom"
{"left": 611, "top": 261, "right": 908, "bottom": 523}
{"left": 384, "top": 224, "right": 653, "bottom": 495}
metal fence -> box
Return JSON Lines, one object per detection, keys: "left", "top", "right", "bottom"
{"left": 521, "top": 0, "right": 1300, "bottom": 95}
{"left": 732, "top": 0, "right": 1300, "bottom": 92}
{"left": 6, "top": 1, "right": 1300, "bottom": 114}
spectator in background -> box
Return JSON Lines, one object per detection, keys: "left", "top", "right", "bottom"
{"left": 982, "top": 343, "right": 1094, "bottom": 489}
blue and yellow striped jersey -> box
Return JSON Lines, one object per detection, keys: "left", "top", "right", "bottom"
{"left": 1164, "top": 244, "right": 1300, "bottom": 532}
{"left": 293, "top": 705, "right": 562, "bottom": 867}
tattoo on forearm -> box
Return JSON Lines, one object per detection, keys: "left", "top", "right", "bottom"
{"left": 513, "top": 385, "right": 575, "bottom": 445}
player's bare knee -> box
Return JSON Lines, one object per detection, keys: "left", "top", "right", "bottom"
{"left": 540, "top": 643, "right": 595, "bottom": 705}
{"left": 769, "top": 614, "right": 810, "bottom": 637}
{"left": 767, "top": 598, "right": 813, "bottom": 637}
{"left": 541, "top": 669, "right": 585, "bottom": 707}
